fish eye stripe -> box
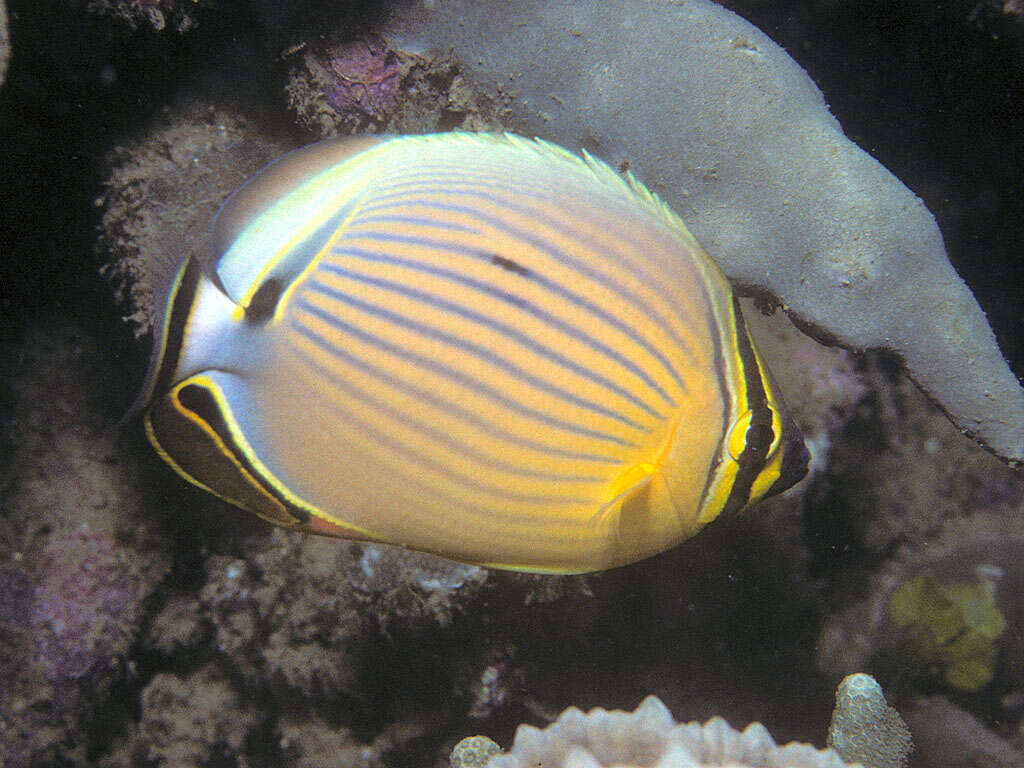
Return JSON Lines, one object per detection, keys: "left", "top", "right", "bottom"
{"left": 721, "top": 298, "right": 775, "bottom": 515}
{"left": 245, "top": 278, "right": 285, "bottom": 324}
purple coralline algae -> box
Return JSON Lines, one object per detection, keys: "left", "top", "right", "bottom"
{"left": 287, "top": 36, "right": 416, "bottom": 135}
{"left": 0, "top": 323, "right": 171, "bottom": 765}
{"left": 31, "top": 528, "right": 138, "bottom": 710}
{"left": 322, "top": 37, "right": 404, "bottom": 123}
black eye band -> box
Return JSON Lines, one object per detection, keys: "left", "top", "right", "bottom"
{"left": 722, "top": 298, "right": 774, "bottom": 514}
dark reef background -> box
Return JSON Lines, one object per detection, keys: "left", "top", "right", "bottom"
{"left": 0, "top": 2, "right": 1022, "bottom": 767}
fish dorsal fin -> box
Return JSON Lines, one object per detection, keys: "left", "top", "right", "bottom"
{"left": 386, "top": 132, "right": 702, "bottom": 247}
{"left": 211, "top": 130, "right": 705, "bottom": 315}
{"left": 212, "top": 136, "right": 386, "bottom": 308}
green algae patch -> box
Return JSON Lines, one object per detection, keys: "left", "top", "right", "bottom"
{"left": 888, "top": 574, "right": 1005, "bottom": 692}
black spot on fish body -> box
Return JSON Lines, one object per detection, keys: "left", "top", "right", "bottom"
{"left": 489, "top": 253, "right": 531, "bottom": 277}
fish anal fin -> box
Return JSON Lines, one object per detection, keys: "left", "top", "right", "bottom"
{"left": 596, "top": 463, "right": 657, "bottom": 542}
{"left": 298, "top": 514, "right": 376, "bottom": 542}
{"left": 146, "top": 376, "right": 302, "bottom": 530}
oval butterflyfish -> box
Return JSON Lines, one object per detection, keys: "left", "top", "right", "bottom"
{"left": 133, "top": 132, "right": 809, "bottom": 573}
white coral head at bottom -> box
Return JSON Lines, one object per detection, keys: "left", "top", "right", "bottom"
{"left": 474, "top": 696, "right": 857, "bottom": 768}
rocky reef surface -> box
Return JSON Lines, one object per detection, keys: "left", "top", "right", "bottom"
{"left": 1, "top": 2, "right": 1022, "bottom": 767}
{"left": 0, "top": 0, "right": 8, "bottom": 88}
{"left": 0, "top": 322, "right": 171, "bottom": 765}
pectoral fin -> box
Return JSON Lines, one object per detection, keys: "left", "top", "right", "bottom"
{"left": 596, "top": 461, "right": 692, "bottom": 552}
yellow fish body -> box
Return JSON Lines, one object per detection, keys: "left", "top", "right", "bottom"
{"left": 136, "top": 133, "right": 808, "bottom": 573}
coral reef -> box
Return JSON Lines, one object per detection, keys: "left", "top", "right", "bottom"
{"left": 902, "top": 696, "right": 1024, "bottom": 768}
{"left": 828, "top": 674, "right": 912, "bottom": 768}
{"left": 3, "top": 0, "right": 1023, "bottom": 766}
{"left": 459, "top": 676, "right": 912, "bottom": 768}
{"left": 285, "top": 35, "right": 498, "bottom": 139}
{"left": 88, "top": 528, "right": 499, "bottom": 766}
{"left": 887, "top": 573, "right": 1005, "bottom": 692}
{"left": 804, "top": 370, "right": 1024, "bottom": 561}
{"left": 87, "top": 0, "right": 208, "bottom": 32}
{"left": 742, "top": 302, "right": 868, "bottom": 482}
{"left": 816, "top": 503, "right": 1024, "bottom": 694}
{"left": 452, "top": 735, "right": 502, "bottom": 768}
{"left": 98, "top": 104, "right": 290, "bottom": 335}
{"left": 185, "top": 535, "right": 373, "bottom": 698}
{"left": 350, "top": 543, "right": 490, "bottom": 636}
{"left": 134, "top": 665, "right": 261, "bottom": 767}
{"left": 165, "top": 534, "right": 489, "bottom": 701}
{"left": 0, "top": 323, "right": 171, "bottom": 765}
{"left": 102, "top": 75, "right": 495, "bottom": 340}
{"left": 380, "top": 0, "right": 1024, "bottom": 466}
{"left": 277, "top": 714, "right": 431, "bottom": 768}
{"left": 286, "top": 35, "right": 415, "bottom": 134}
{"left": 472, "top": 696, "right": 853, "bottom": 768}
